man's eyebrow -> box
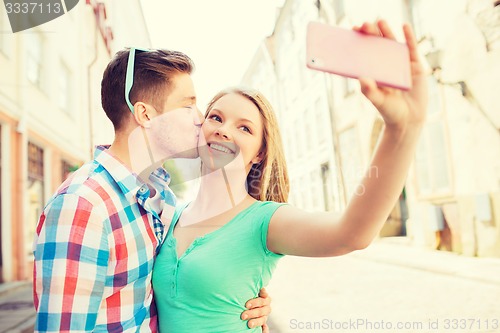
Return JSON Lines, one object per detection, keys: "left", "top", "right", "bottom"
{"left": 183, "top": 96, "right": 196, "bottom": 103}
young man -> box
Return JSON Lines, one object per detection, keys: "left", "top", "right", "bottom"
{"left": 33, "top": 48, "right": 271, "bottom": 332}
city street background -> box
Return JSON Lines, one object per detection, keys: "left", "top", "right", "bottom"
{"left": 0, "top": 0, "right": 499, "bottom": 331}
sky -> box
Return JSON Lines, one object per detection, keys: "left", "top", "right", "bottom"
{"left": 139, "top": 0, "right": 284, "bottom": 110}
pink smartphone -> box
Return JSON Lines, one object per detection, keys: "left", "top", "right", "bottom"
{"left": 306, "top": 21, "right": 412, "bottom": 90}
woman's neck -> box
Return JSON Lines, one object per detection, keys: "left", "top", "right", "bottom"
{"left": 183, "top": 165, "right": 253, "bottom": 225}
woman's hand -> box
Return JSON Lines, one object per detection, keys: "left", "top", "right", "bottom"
{"left": 354, "top": 20, "right": 428, "bottom": 131}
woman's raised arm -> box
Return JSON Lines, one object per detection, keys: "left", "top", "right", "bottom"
{"left": 267, "top": 20, "right": 428, "bottom": 257}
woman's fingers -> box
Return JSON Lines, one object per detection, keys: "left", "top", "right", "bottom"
{"left": 359, "top": 77, "right": 384, "bottom": 109}
{"left": 402, "top": 23, "right": 423, "bottom": 69}
{"left": 377, "top": 19, "right": 397, "bottom": 40}
{"left": 359, "top": 21, "right": 381, "bottom": 36}
{"left": 354, "top": 20, "right": 398, "bottom": 41}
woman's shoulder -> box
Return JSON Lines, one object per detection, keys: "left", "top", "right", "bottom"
{"left": 248, "top": 200, "right": 288, "bottom": 218}
{"left": 257, "top": 200, "right": 287, "bottom": 208}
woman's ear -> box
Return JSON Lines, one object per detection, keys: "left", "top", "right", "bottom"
{"left": 251, "top": 151, "right": 263, "bottom": 165}
{"left": 133, "top": 102, "right": 151, "bottom": 128}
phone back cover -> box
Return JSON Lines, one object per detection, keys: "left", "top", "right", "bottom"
{"left": 306, "top": 21, "right": 411, "bottom": 90}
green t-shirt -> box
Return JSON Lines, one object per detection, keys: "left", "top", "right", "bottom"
{"left": 152, "top": 201, "right": 285, "bottom": 332}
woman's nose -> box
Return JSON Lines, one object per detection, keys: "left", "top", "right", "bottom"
{"left": 215, "top": 126, "right": 231, "bottom": 140}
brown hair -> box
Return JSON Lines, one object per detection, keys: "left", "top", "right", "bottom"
{"left": 205, "top": 87, "right": 290, "bottom": 203}
{"left": 101, "top": 48, "right": 194, "bottom": 130}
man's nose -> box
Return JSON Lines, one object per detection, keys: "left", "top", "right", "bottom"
{"left": 192, "top": 105, "right": 204, "bottom": 126}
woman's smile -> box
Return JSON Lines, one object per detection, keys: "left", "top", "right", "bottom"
{"left": 208, "top": 142, "right": 236, "bottom": 154}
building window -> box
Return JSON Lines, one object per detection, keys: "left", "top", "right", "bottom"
{"left": 26, "top": 33, "right": 44, "bottom": 88}
{"left": 339, "top": 126, "right": 362, "bottom": 201}
{"left": 415, "top": 77, "right": 452, "bottom": 196}
{"left": 333, "top": 0, "right": 345, "bottom": 22}
{"left": 305, "top": 107, "right": 314, "bottom": 152}
{"left": 286, "top": 133, "right": 296, "bottom": 164}
{"left": 28, "top": 142, "right": 44, "bottom": 182}
{"left": 294, "top": 117, "right": 304, "bottom": 161}
{"left": 58, "top": 61, "right": 72, "bottom": 114}
{"left": 466, "top": 0, "right": 500, "bottom": 51}
{"left": 315, "top": 98, "right": 327, "bottom": 146}
{"left": 0, "top": 10, "right": 9, "bottom": 56}
{"left": 27, "top": 142, "right": 44, "bottom": 257}
{"left": 61, "top": 160, "right": 73, "bottom": 181}
{"left": 409, "top": 0, "right": 425, "bottom": 41}
{"left": 309, "top": 169, "right": 322, "bottom": 211}
{"left": 303, "top": 173, "right": 313, "bottom": 210}
{"left": 321, "top": 162, "right": 335, "bottom": 211}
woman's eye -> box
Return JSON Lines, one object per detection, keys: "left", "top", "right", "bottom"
{"left": 240, "top": 126, "right": 251, "bottom": 133}
{"left": 209, "top": 115, "right": 222, "bottom": 122}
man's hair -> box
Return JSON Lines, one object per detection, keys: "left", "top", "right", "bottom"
{"left": 101, "top": 48, "right": 195, "bottom": 131}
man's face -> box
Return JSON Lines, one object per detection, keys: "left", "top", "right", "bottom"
{"left": 128, "top": 73, "right": 203, "bottom": 174}
{"left": 148, "top": 73, "right": 203, "bottom": 159}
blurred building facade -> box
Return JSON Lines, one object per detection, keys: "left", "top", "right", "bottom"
{"left": 0, "top": 0, "right": 150, "bottom": 282}
{"left": 241, "top": 0, "right": 500, "bottom": 256}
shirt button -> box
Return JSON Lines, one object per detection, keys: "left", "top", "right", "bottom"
{"left": 139, "top": 185, "right": 147, "bottom": 193}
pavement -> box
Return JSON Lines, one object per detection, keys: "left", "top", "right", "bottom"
{"left": 351, "top": 237, "right": 500, "bottom": 286}
{"left": 0, "top": 237, "right": 499, "bottom": 332}
{"left": 0, "top": 281, "right": 35, "bottom": 332}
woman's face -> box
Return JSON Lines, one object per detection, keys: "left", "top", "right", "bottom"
{"left": 198, "top": 93, "right": 264, "bottom": 173}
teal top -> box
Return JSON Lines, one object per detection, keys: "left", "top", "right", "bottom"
{"left": 152, "top": 201, "right": 285, "bottom": 333}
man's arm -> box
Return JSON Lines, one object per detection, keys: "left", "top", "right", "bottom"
{"left": 33, "top": 194, "right": 109, "bottom": 332}
{"left": 241, "top": 288, "right": 272, "bottom": 332}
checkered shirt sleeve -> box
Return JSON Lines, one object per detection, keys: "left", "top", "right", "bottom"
{"left": 33, "top": 193, "right": 109, "bottom": 332}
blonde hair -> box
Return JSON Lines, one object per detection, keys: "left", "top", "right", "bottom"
{"left": 205, "top": 87, "right": 289, "bottom": 203}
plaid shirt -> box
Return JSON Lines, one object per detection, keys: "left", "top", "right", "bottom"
{"left": 33, "top": 145, "right": 176, "bottom": 332}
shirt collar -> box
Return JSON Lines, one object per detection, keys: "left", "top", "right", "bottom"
{"left": 93, "top": 145, "right": 171, "bottom": 199}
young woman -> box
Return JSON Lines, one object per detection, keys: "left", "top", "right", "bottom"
{"left": 152, "top": 20, "right": 428, "bottom": 332}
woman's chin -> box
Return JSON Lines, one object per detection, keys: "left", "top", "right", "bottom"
{"left": 201, "top": 155, "right": 245, "bottom": 173}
